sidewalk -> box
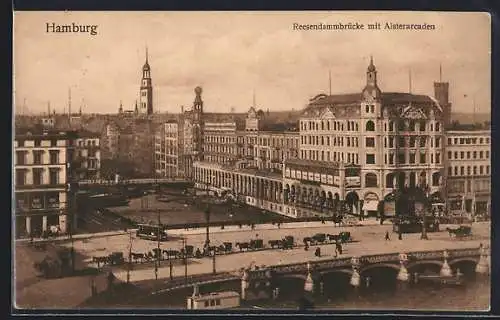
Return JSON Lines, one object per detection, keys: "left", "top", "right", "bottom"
{"left": 15, "top": 219, "right": 381, "bottom": 244}
{"left": 167, "top": 218, "right": 381, "bottom": 236}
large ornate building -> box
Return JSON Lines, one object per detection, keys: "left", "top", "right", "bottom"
{"left": 192, "top": 57, "right": 450, "bottom": 219}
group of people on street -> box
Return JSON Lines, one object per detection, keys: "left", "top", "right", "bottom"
{"left": 308, "top": 239, "right": 344, "bottom": 258}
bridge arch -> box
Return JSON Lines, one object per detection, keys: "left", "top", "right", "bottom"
{"left": 360, "top": 263, "right": 400, "bottom": 274}
{"left": 319, "top": 269, "right": 353, "bottom": 277}
{"left": 407, "top": 260, "right": 443, "bottom": 271}
{"left": 449, "top": 258, "right": 478, "bottom": 266}
{"left": 273, "top": 273, "right": 308, "bottom": 281}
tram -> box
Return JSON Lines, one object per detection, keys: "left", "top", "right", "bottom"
{"left": 186, "top": 291, "right": 240, "bottom": 310}
{"left": 136, "top": 223, "right": 168, "bottom": 241}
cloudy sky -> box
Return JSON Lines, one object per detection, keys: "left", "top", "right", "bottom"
{"left": 14, "top": 11, "right": 490, "bottom": 115}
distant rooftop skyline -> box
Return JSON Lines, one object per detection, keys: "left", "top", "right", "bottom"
{"left": 14, "top": 11, "right": 490, "bottom": 115}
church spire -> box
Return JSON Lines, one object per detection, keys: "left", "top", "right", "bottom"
{"left": 146, "top": 45, "right": 149, "bottom": 64}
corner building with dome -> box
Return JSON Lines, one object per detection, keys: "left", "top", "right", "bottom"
{"left": 193, "top": 57, "right": 451, "bottom": 219}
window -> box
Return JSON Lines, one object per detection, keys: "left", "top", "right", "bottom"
{"left": 16, "top": 151, "right": 26, "bottom": 165}
{"left": 398, "top": 152, "right": 406, "bottom": 164}
{"left": 473, "top": 151, "right": 477, "bottom": 159}
{"left": 49, "top": 150, "right": 59, "bottom": 165}
{"left": 480, "top": 151, "right": 484, "bottom": 158}
{"left": 389, "top": 153, "right": 394, "bottom": 165}
{"left": 436, "top": 152, "right": 440, "bottom": 164}
{"left": 17, "top": 139, "right": 25, "bottom": 147}
{"left": 460, "top": 166, "right": 464, "bottom": 175}
{"left": 454, "top": 151, "right": 458, "bottom": 159}
{"left": 409, "top": 153, "right": 416, "bottom": 164}
{"left": 49, "top": 169, "right": 59, "bottom": 185}
{"left": 480, "top": 166, "right": 484, "bottom": 175}
{"left": 454, "top": 167, "right": 458, "bottom": 175}
{"left": 398, "top": 136, "right": 405, "bottom": 147}
{"left": 419, "top": 120, "right": 426, "bottom": 131}
{"left": 420, "top": 153, "right": 426, "bottom": 164}
{"left": 435, "top": 122, "right": 440, "bottom": 131}
{"left": 33, "top": 151, "right": 43, "bottom": 165}
{"left": 365, "top": 173, "right": 378, "bottom": 187}
{"left": 386, "top": 174, "right": 394, "bottom": 188}
{"left": 435, "top": 138, "right": 440, "bottom": 148}
{"left": 473, "top": 166, "right": 477, "bottom": 175}
{"left": 16, "top": 169, "right": 26, "bottom": 186}
{"left": 448, "top": 167, "right": 452, "bottom": 176}
{"left": 33, "top": 168, "right": 43, "bottom": 185}
{"left": 486, "top": 151, "right": 490, "bottom": 159}
{"left": 398, "top": 120, "right": 405, "bottom": 131}
{"left": 460, "top": 151, "right": 464, "bottom": 159}
{"left": 34, "top": 139, "right": 41, "bottom": 147}
{"left": 50, "top": 139, "right": 57, "bottom": 147}
{"left": 409, "top": 121, "right": 416, "bottom": 131}
{"left": 467, "top": 166, "right": 471, "bottom": 175}
{"left": 448, "top": 151, "right": 452, "bottom": 159}
{"left": 466, "top": 151, "right": 470, "bottom": 159}
{"left": 366, "top": 137, "right": 375, "bottom": 147}
{"left": 389, "top": 137, "right": 394, "bottom": 148}
{"left": 389, "top": 121, "right": 394, "bottom": 132}
{"left": 448, "top": 138, "right": 452, "bottom": 145}
{"left": 366, "top": 105, "right": 370, "bottom": 113}
{"left": 409, "top": 137, "right": 416, "bottom": 148}
{"left": 420, "top": 137, "right": 426, "bottom": 147}
{"left": 365, "top": 121, "right": 375, "bottom": 131}
{"left": 366, "top": 154, "right": 375, "bottom": 164}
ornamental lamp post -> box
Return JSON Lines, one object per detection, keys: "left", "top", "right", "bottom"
{"left": 420, "top": 185, "right": 430, "bottom": 240}
{"left": 204, "top": 205, "right": 211, "bottom": 249}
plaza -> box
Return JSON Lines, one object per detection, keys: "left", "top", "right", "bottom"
{"left": 62, "top": 221, "right": 490, "bottom": 284}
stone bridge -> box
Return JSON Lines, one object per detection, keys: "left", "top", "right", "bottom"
{"left": 241, "top": 246, "right": 490, "bottom": 301}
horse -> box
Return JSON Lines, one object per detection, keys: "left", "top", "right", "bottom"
{"left": 235, "top": 242, "right": 250, "bottom": 252}
{"left": 130, "top": 252, "right": 145, "bottom": 263}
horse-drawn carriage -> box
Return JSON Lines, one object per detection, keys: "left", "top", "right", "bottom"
{"left": 446, "top": 225, "right": 472, "bottom": 238}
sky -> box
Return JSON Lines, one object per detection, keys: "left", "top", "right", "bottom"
{"left": 14, "top": 11, "right": 491, "bottom": 115}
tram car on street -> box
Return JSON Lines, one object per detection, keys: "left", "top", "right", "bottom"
{"left": 136, "top": 223, "right": 169, "bottom": 241}
{"left": 187, "top": 291, "right": 240, "bottom": 310}
{"left": 392, "top": 215, "right": 440, "bottom": 234}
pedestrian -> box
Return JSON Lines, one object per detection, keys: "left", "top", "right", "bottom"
{"left": 398, "top": 232, "right": 403, "bottom": 240}
{"left": 277, "top": 223, "right": 281, "bottom": 229}
{"left": 336, "top": 242, "right": 343, "bottom": 255}
{"left": 315, "top": 247, "right": 321, "bottom": 257}
{"left": 385, "top": 231, "right": 390, "bottom": 241}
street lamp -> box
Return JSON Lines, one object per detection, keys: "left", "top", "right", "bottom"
{"left": 204, "top": 205, "right": 211, "bottom": 248}
{"left": 420, "top": 185, "right": 430, "bottom": 240}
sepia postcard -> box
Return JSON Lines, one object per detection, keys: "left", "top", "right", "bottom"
{"left": 12, "top": 11, "right": 491, "bottom": 313}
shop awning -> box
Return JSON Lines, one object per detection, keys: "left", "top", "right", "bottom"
{"left": 362, "top": 200, "right": 379, "bottom": 211}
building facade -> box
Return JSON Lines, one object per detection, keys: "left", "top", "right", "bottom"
{"left": 154, "top": 121, "right": 180, "bottom": 178}
{"left": 74, "top": 131, "right": 101, "bottom": 180}
{"left": 444, "top": 130, "right": 491, "bottom": 216}
{"left": 14, "top": 129, "right": 78, "bottom": 238}
{"left": 193, "top": 57, "right": 448, "bottom": 219}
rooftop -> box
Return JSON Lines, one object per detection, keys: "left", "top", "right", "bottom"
{"left": 15, "top": 127, "right": 78, "bottom": 139}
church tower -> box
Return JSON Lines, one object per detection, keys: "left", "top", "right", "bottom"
{"left": 192, "top": 86, "right": 204, "bottom": 161}
{"left": 139, "top": 47, "right": 153, "bottom": 115}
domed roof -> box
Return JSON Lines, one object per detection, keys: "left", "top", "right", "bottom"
{"left": 143, "top": 61, "right": 150, "bottom": 71}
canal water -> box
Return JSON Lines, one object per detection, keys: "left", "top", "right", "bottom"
{"left": 247, "top": 276, "right": 490, "bottom": 311}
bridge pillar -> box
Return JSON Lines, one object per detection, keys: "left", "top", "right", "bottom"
{"left": 304, "top": 262, "right": 314, "bottom": 293}
{"left": 350, "top": 257, "right": 361, "bottom": 289}
{"left": 397, "top": 253, "right": 409, "bottom": 282}
{"left": 241, "top": 269, "right": 249, "bottom": 300}
{"left": 440, "top": 250, "right": 453, "bottom": 277}
{"left": 475, "top": 245, "right": 490, "bottom": 275}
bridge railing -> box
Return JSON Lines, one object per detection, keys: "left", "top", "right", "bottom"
{"left": 246, "top": 247, "right": 481, "bottom": 280}
{"left": 78, "top": 178, "right": 190, "bottom": 186}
